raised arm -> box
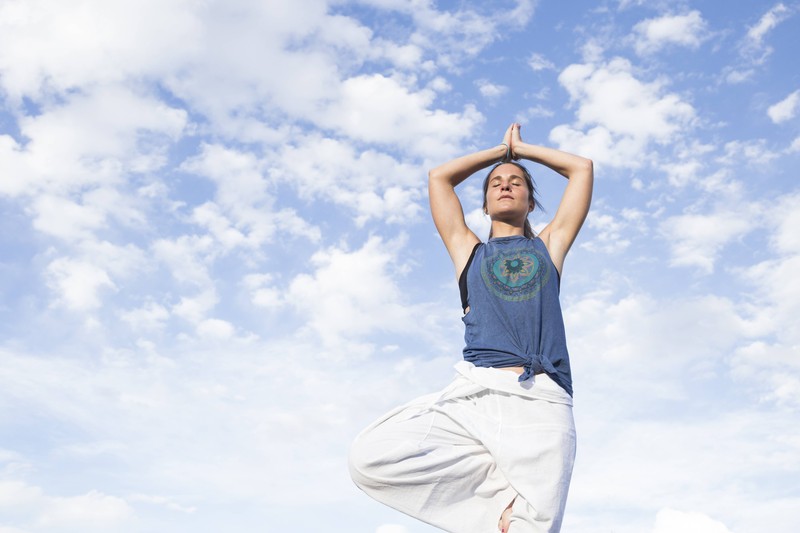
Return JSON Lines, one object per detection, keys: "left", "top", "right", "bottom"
{"left": 428, "top": 135, "right": 510, "bottom": 277}
{"left": 510, "top": 124, "right": 593, "bottom": 274}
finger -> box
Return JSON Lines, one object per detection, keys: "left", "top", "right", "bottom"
{"left": 509, "top": 124, "right": 522, "bottom": 160}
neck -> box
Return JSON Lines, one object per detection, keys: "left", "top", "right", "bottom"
{"left": 490, "top": 220, "right": 525, "bottom": 238}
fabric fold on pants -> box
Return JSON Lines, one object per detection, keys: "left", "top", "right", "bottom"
{"left": 349, "top": 362, "right": 576, "bottom": 533}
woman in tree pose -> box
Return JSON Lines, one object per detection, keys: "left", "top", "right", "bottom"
{"left": 349, "top": 123, "right": 593, "bottom": 533}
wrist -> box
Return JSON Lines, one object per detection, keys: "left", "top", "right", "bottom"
{"left": 499, "top": 142, "right": 511, "bottom": 162}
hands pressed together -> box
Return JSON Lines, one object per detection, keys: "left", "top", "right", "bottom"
{"left": 501, "top": 122, "right": 524, "bottom": 162}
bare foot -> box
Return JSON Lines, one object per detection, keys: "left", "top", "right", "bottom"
{"left": 498, "top": 498, "right": 515, "bottom": 532}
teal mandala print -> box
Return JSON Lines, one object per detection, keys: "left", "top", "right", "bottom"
{"left": 481, "top": 246, "right": 550, "bottom": 301}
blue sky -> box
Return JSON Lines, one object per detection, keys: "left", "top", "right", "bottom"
{"left": 1, "top": 0, "right": 798, "bottom": 532}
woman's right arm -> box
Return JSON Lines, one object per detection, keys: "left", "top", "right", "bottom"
{"left": 428, "top": 139, "right": 509, "bottom": 276}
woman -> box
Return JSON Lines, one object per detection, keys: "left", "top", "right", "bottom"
{"left": 349, "top": 123, "right": 593, "bottom": 533}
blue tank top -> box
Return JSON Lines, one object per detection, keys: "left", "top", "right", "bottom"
{"left": 459, "top": 235, "right": 573, "bottom": 396}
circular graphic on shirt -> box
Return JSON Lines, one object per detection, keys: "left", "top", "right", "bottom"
{"left": 480, "top": 245, "right": 550, "bottom": 301}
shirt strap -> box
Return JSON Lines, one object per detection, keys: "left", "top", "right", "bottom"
{"left": 459, "top": 242, "right": 482, "bottom": 313}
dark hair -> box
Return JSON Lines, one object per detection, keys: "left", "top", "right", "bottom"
{"left": 482, "top": 161, "right": 542, "bottom": 239}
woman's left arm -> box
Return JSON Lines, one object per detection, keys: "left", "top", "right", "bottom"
{"left": 510, "top": 123, "right": 593, "bottom": 273}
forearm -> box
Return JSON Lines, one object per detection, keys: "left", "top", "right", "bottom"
{"left": 428, "top": 144, "right": 508, "bottom": 187}
{"left": 513, "top": 142, "right": 592, "bottom": 179}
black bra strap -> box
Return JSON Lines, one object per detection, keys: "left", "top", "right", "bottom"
{"left": 459, "top": 242, "right": 481, "bottom": 312}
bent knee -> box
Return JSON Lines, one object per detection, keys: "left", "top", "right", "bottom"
{"left": 349, "top": 428, "right": 413, "bottom": 490}
{"left": 348, "top": 433, "right": 382, "bottom": 488}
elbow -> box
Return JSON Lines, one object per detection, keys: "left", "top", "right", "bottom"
{"left": 566, "top": 158, "right": 593, "bottom": 181}
{"left": 578, "top": 158, "right": 594, "bottom": 181}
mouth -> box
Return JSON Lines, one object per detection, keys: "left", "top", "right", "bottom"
{"left": 498, "top": 195, "right": 514, "bottom": 200}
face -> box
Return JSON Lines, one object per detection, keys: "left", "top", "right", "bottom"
{"left": 484, "top": 163, "right": 534, "bottom": 219}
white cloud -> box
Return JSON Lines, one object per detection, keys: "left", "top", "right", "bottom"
{"left": 183, "top": 143, "right": 320, "bottom": 249}
{"left": 0, "top": 480, "right": 132, "bottom": 530}
{"left": 746, "top": 3, "right": 791, "bottom": 46}
{"left": 156, "top": 1, "right": 499, "bottom": 151}
{"left": 656, "top": 140, "right": 722, "bottom": 190}
{"left": 428, "top": 76, "right": 452, "bottom": 93}
{"left": 661, "top": 208, "right": 754, "bottom": 273}
{"left": 190, "top": 202, "right": 249, "bottom": 250}
{"left": 398, "top": 0, "right": 537, "bottom": 66}
{"left": 183, "top": 144, "right": 268, "bottom": 209}
{"left": 518, "top": 104, "right": 555, "bottom": 121}
{"left": 276, "top": 135, "right": 425, "bottom": 226}
{"left": 718, "top": 139, "right": 780, "bottom": 167}
{"left": 29, "top": 195, "right": 107, "bottom": 242}
{"left": 656, "top": 195, "right": 800, "bottom": 411}
{"left": 316, "top": 13, "right": 374, "bottom": 54}
{"left": 551, "top": 125, "right": 638, "bottom": 169}
{"left": 633, "top": 11, "right": 708, "bottom": 55}
{"left": 46, "top": 258, "right": 117, "bottom": 311}
{"left": 564, "top": 278, "right": 799, "bottom": 530}
{"left": 581, "top": 208, "right": 633, "bottom": 254}
{"left": 284, "top": 236, "right": 438, "bottom": 348}
{"left": 724, "top": 67, "right": 754, "bottom": 84}
{"left": 160, "top": 2, "right": 349, "bottom": 126}
{"left": 767, "top": 89, "right": 800, "bottom": 123}
{"left": 0, "top": 527, "right": 28, "bottom": 533}
{"left": 316, "top": 73, "right": 483, "bottom": 159}
{"left": 349, "top": 187, "right": 424, "bottom": 227}
{"left": 119, "top": 301, "right": 170, "bottom": 331}
{"left": 729, "top": 3, "right": 794, "bottom": 82}
{"left": 152, "top": 235, "right": 216, "bottom": 287}
{"left": 6, "top": 86, "right": 185, "bottom": 196}
{"left": 242, "top": 273, "right": 285, "bottom": 309}
{"left": 0, "top": 331, "right": 459, "bottom": 531}
{"left": 767, "top": 192, "right": 800, "bottom": 255}
{"left": 553, "top": 58, "right": 695, "bottom": 168}
{"left": 652, "top": 508, "right": 733, "bottom": 533}
{"left": 38, "top": 490, "right": 133, "bottom": 528}
{"left": 661, "top": 159, "right": 703, "bottom": 188}
{"left": 0, "top": 0, "right": 487, "bottom": 160}
{"left": 371, "top": 39, "right": 425, "bottom": 70}
{"left": 476, "top": 79, "right": 508, "bottom": 99}
{"left": 0, "top": 480, "right": 43, "bottom": 508}
{"left": 129, "top": 493, "right": 196, "bottom": 514}
{"left": 171, "top": 288, "right": 218, "bottom": 324}
{"left": 567, "top": 289, "right": 752, "bottom": 389}
{"left": 286, "top": 237, "right": 394, "bottom": 342}
{"left": 560, "top": 58, "right": 695, "bottom": 140}
{"left": 39, "top": 239, "right": 148, "bottom": 315}
{"left": 528, "top": 52, "right": 555, "bottom": 71}
{"left": 196, "top": 318, "right": 236, "bottom": 340}
{"left": 731, "top": 341, "right": 800, "bottom": 409}
{"left": 375, "top": 525, "right": 410, "bottom": 533}
{"left": 0, "top": 0, "right": 200, "bottom": 100}
{"left": 737, "top": 193, "right": 800, "bottom": 350}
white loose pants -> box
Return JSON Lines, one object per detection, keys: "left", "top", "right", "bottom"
{"left": 349, "top": 362, "right": 576, "bottom": 533}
